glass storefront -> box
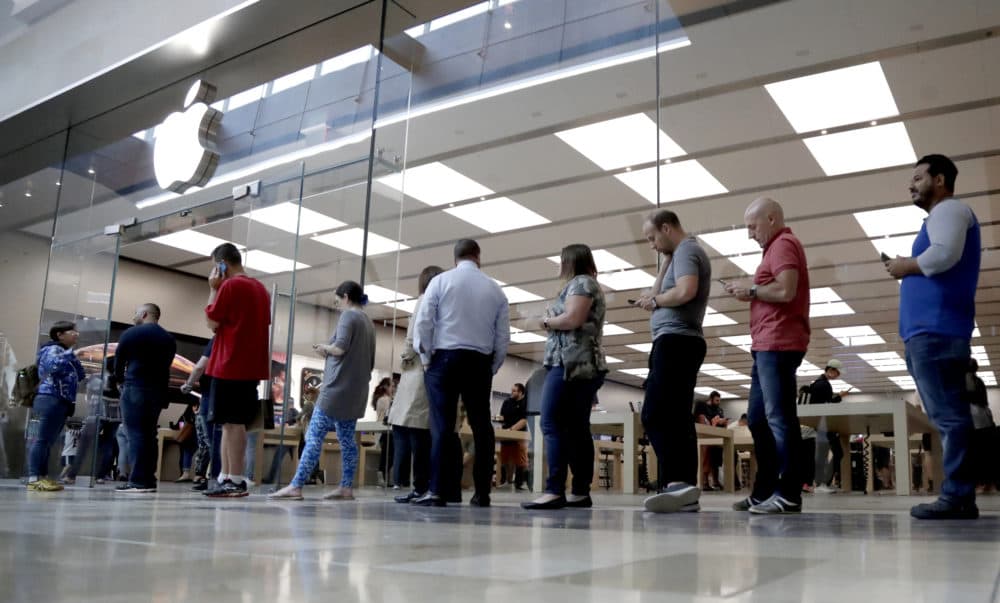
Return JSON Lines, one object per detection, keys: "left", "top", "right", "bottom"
{"left": 2, "top": 0, "right": 998, "bottom": 482}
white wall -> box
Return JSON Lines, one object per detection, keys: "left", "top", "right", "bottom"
{"left": 0, "top": 231, "right": 50, "bottom": 373}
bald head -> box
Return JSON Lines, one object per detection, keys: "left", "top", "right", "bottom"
{"left": 745, "top": 197, "right": 786, "bottom": 249}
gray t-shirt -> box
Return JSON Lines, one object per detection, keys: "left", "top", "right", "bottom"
{"left": 316, "top": 308, "right": 376, "bottom": 420}
{"left": 650, "top": 237, "right": 711, "bottom": 339}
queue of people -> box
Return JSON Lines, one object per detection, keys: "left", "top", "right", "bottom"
{"left": 25, "top": 154, "right": 988, "bottom": 521}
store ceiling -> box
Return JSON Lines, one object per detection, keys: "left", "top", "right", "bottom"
{"left": 10, "top": 0, "right": 1000, "bottom": 397}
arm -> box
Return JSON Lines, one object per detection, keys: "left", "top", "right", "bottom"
{"left": 316, "top": 313, "right": 355, "bottom": 358}
{"left": 642, "top": 253, "right": 671, "bottom": 306}
{"left": 509, "top": 418, "right": 528, "bottom": 431}
{"left": 181, "top": 356, "right": 209, "bottom": 392}
{"left": 413, "top": 280, "right": 441, "bottom": 367}
{"left": 725, "top": 268, "right": 798, "bottom": 303}
{"left": 544, "top": 295, "right": 594, "bottom": 331}
{"left": 491, "top": 293, "right": 510, "bottom": 375}
{"left": 889, "top": 201, "right": 971, "bottom": 279}
{"left": 648, "top": 274, "right": 698, "bottom": 309}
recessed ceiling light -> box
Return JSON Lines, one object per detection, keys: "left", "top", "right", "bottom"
{"left": 704, "top": 307, "right": 738, "bottom": 327}
{"left": 700, "top": 363, "right": 751, "bottom": 381}
{"left": 554, "top": 113, "right": 686, "bottom": 171}
{"left": 810, "top": 287, "right": 842, "bottom": 303}
{"left": 695, "top": 387, "right": 737, "bottom": 399}
{"left": 597, "top": 269, "right": 655, "bottom": 291}
{"left": 547, "top": 249, "right": 634, "bottom": 273}
{"left": 602, "top": 324, "right": 633, "bottom": 336}
{"left": 720, "top": 335, "right": 753, "bottom": 353}
{"left": 152, "top": 230, "right": 238, "bottom": 256}
{"left": 971, "top": 345, "right": 990, "bottom": 366}
{"left": 869, "top": 234, "right": 916, "bottom": 260}
{"left": 853, "top": 205, "right": 927, "bottom": 238}
{"left": 364, "top": 285, "right": 411, "bottom": 304}
{"left": 244, "top": 202, "right": 347, "bottom": 235}
{"left": 500, "top": 285, "right": 544, "bottom": 304}
{"left": 698, "top": 228, "right": 758, "bottom": 256}
{"left": 503, "top": 21, "right": 512, "bottom": 29}
{"left": 977, "top": 371, "right": 996, "bottom": 386}
{"left": 796, "top": 360, "right": 824, "bottom": 376}
{"left": 444, "top": 197, "right": 550, "bottom": 233}
{"left": 244, "top": 250, "right": 310, "bottom": 274}
{"left": 764, "top": 61, "right": 899, "bottom": 133}
{"left": 311, "top": 228, "right": 408, "bottom": 256}
{"left": 509, "top": 327, "right": 546, "bottom": 344}
{"left": 615, "top": 160, "right": 728, "bottom": 204}
{"left": 271, "top": 65, "right": 316, "bottom": 94}
{"left": 619, "top": 368, "right": 650, "bottom": 377}
{"left": 87, "top": 168, "right": 95, "bottom": 175}
{"left": 626, "top": 343, "right": 653, "bottom": 353}
{"left": 825, "top": 325, "right": 886, "bottom": 346}
{"left": 809, "top": 302, "right": 855, "bottom": 318}
{"left": 727, "top": 254, "right": 762, "bottom": 275}
{"left": 859, "top": 351, "right": 908, "bottom": 372}
{"left": 889, "top": 375, "right": 917, "bottom": 390}
{"left": 24, "top": 191, "right": 31, "bottom": 198}
{"left": 605, "top": 356, "right": 624, "bottom": 364}
{"left": 378, "top": 162, "right": 493, "bottom": 207}
{"left": 803, "top": 122, "right": 917, "bottom": 176}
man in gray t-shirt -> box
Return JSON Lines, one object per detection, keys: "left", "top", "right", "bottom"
{"left": 635, "top": 210, "right": 711, "bottom": 513}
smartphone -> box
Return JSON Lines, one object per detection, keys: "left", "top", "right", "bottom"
{"left": 217, "top": 261, "right": 227, "bottom": 274}
{"left": 717, "top": 278, "right": 729, "bottom": 286}
{"left": 879, "top": 252, "right": 891, "bottom": 263}
{"left": 627, "top": 299, "right": 637, "bottom": 305}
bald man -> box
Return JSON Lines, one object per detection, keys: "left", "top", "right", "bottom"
{"left": 724, "top": 198, "right": 810, "bottom": 514}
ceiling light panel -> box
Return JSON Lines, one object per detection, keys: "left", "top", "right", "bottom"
{"left": 853, "top": 206, "right": 927, "bottom": 238}
{"left": 704, "top": 307, "right": 738, "bottom": 327}
{"left": 796, "top": 360, "right": 824, "bottom": 377}
{"left": 809, "top": 302, "right": 856, "bottom": 318}
{"left": 605, "top": 356, "right": 624, "bottom": 364}
{"left": 509, "top": 327, "right": 547, "bottom": 344}
{"left": 727, "top": 253, "right": 762, "bottom": 275}
{"left": 720, "top": 335, "right": 753, "bottom": 353}
{"left": 443, "top": 197, "right": 550, "bottom": 233}
{"left": 803, "top": 122, "right": 917, "bottom": 177}
{"left": 889, "top": 375, "right": 917, "bottom": 390}
{"left": 870, "top": 234, "right": 916, "bottom": 260}
{"left": 364, "top": 285, "right": 411, "bottom": 304}
{"left": 151, "top": 230, "right": 237, "bottom": 256}
{"left": 547, "top": 249, "right": 634, "bottom": 273}
{"left": 616, "top": 160, "right": 728, "bottom": 204}
{"left": 626, "top": 343, "right": 653, "bottom": 353}
{"left": 764, "top": 62, "right": 900, "bottom": 133}
{"left": 858, "top": 351, "right": 908, "bottom": 372}
{"left": 603, "top": 324, "right": 633, "bottom": 336}
{"left": 311, "top": 228, "right": 408, "bottom": 256}
{"left": 825, "top": 325, "right": 886, "bottom": 346}
{"left": 554, "top": 113, "right": 686, "bottom": 170}
{"left": 244, "top": 202, "right": 346, "bottom": 235}
{"left": 597, "top": 269, "right": 655, "bottom": 291}
{"left": 244, "top": 250, "right": 309, "bottom": 274}
{"left": 501, "top": 286, "right": 544, "bottom": 304}
{"left": 695, "top": 387, "right": 738, "bottom": 399}
{"left": 698, "top": 229, "right": 759, "bottom": 256}
{"left": 619, "top": 368, "right": 649, "bottom": 378}
{"left": 393, "top": 299, "right": 419, "bottom": 314}
{"left": 700, "top": 363, "right": 751, "bottom": 381}
{"left": 377, "top": 162, "right": 493, "bottom": 206}
{"left": 978, "top": 372, "right": 996, "bottom": 387}
{"left": 811, "top": 287, "right": 842, "bottom": 303}
{"left": 828, "top": 380, "right": 858, "bottom": 392}
{"left": 971, "top": 346, "right": 990, "bottom": 367}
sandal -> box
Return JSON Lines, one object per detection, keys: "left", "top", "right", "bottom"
{"left": 322, "top": 489, "right": 355, "bottom": 501}
{"left": 267, "top": 486, "right": 304, "bottom": 500}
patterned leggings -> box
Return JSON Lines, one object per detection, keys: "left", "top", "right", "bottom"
{"left": 192, "top": 414, "right": 211, "bottom": 477}
{"left": 292, "top": 408, "right": 358, "bottom": 488}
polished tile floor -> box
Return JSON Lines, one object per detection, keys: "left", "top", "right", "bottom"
{"left": 2, "top": 480, "right": 999, "bottom": 603}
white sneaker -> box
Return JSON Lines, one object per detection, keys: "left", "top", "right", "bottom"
{"left": 643, "top": 482, "right": 700, "bottom": 513}
{"left": 815, "top": 485, "right": 837, "bottom": 494}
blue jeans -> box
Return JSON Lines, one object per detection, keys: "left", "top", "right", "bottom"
{"left": 28, "top": 394, "right": 71, "bottom": 478}
{"left": 747, "top": 351, "right": 805, "bottom": 502}
{"left": 424, "top": 349, "right": 495, "bottom": 497}
{"left": 292, "top": 409, "right": 357, "bottom": 488}
{"left": 245, "top": 431, "right": 260, "bottom": 479}
{"left": 116, "top": 422, "right": 132, "bottom": 475}
{"left": 905, "top": 334, "right": 975, "bottom": 503}
{"left": 119, "top": 385, "right": 163, "bottom": 488}
{"left": 540, "top": 367, "right": 604, "bottom": 496}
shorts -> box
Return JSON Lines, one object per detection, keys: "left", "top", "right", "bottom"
{"left": 208, "top": 378, "right": 259, "bottom": 426}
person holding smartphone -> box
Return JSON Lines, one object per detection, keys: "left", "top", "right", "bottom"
{"left": 633, "top": 209, "right": 712, "bottom": 513}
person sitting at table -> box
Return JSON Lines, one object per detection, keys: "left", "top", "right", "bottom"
{"left": 268, "top": 281, "right": 376, "bottom": 501}
{"left": 694, "top": 391, "right": 729, "bottom": 491}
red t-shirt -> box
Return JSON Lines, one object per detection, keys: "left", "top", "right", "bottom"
{"left": 750, "top": 228, "right": 810, "bottom": 352}
{"left": 205, "top": 274, "right": 271, "bottom": 381}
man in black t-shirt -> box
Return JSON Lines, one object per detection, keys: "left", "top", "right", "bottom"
{"left": 695, "top": 391, "right": 729, "bottom": 490}
{"left": 808, "top": 359, "right": 849, "bottom": 491}
{"left": 498, "top": 383, "right": 529, "bottom": 490}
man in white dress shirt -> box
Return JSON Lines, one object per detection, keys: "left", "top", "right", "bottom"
{"left": 412, "top": 239, "right": 510, "bottom": 507}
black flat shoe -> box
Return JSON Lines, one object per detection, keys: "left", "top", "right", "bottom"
{"left": 565, "top": 495, "right": 593, "bottom": 508}
{"left": 395, "top": 490, "right": 423, "bottom": 504}
{"left": 469, "top": 494, "right": 490, "bottom": 507}
{"left": 521, "top": 495, "right": 567, "bottom": 510}
{"left": 411, "top": 492, "right": 446, "bottom": 507}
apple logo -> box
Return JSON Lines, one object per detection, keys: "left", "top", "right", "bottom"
{"left": 153, "top": 79, "right": 223, "bottom": 193}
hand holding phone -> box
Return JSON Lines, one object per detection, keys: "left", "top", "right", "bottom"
{"left": 717, "top": 278, "right": 729, "bottom": 286}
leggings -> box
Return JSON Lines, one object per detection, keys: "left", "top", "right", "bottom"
{"left": 292, "top": 408, "right": 357, "bottom": 489}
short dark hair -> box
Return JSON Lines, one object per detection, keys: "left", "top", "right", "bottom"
{"left": 141, "top": 303, "right": 161, "bottom": 320}
{"left": 648, "top": 209, "right": 681, "bottom": 230}
{"left": 708, "top": 390, "right": 720, "bottom": 401}
{"left": 335, "top": 280, "right": 367, "bottom": 305}
{"left": 211, "top": 242, "right": 243, "bottom": 266}
{"left": 49, "top": 321, "right": 76, "bottom": 341}
{"left": 418, "top": 265, "right": 445, "bottom": 295}
{"left": 454, "top": 239, "right": 480, "bottom": 261}
{"left": 559, "top": 244, "right": 598, "bottom": 280}
{"left": 916, "top": 154, "right": 958, "bottom": 192}
{"left": 512, "top": 383, "right": 525, "bottom": 395}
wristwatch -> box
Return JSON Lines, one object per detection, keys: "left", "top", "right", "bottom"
{"left": 543, "top": 317, "right": 550, "bottom": 329}
{"left": 651, "top": 296, "right": 659, "bottom": 309}
{"left": 749, "top": 285, "right": 758, "bottom": 299}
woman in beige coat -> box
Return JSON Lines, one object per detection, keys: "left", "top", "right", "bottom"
{"left": 389, "top": 266, "right": 444, "bottom": 502}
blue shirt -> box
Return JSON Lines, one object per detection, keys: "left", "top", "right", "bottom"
{"left": 899, "top": 198, "right": 980, "bottom": 342}
{"left": 36, "top": 341, "right": 86, "bottom": 402}
{"left": 413, "top": 260, "right": 511, "bottom": 374}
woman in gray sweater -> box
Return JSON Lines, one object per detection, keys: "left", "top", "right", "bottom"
{"left": 269, "top": 281, "right": 375, "bottom": 500}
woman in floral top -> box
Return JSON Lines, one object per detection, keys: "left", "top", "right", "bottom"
{"left": 522, "top": 244, "right": 607, "bottom": 510}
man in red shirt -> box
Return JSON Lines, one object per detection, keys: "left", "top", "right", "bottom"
{"left": 724, "top": 197, "right": 810, "bottom": 514}
{"left": 203, "top": 242, "right": 271, "bottom": 498}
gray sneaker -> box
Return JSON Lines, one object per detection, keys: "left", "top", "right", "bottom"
{"left": 749, "top": 494, "right": 802, "bottom": 514}
{"left": 643, "top": 482, "right": 700, "bottom": 513}
{"left": 732, "top": 496, "right": 761, "bottom": 511}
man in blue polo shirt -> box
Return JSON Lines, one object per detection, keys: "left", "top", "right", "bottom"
{"left": 886, "top": 154, "right": 981, "bottom": 520}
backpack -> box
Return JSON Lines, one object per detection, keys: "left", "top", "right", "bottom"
{"left": 12, "top": 365, "right": 39, "bottom": 407}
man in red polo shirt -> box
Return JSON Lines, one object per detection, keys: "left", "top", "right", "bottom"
{"left": 724, "top": 197, "right": 810, "bottom": 514}
{"left": 203, "top": 242, "right": 271, "bottom": 498}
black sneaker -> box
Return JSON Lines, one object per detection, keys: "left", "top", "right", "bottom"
{"left": 116, "top": 483, "right": 157, "bottom": 494}
{"left": 394, "top": 490, "right": 423, "bottom": 504}
{"left": 469, "top": 493, "right": 490, "bottom": 508}
{"left": 205, "top": 479, "right": 248, "bottom": 498}
{"left": 411, "top": 492, "right": 445, "bottom": 507}
{"left": 749, "top": 494, "right": 802, "bottom": 514}
{"left": 732, "top": 496, "right": 761, "bottom": 511}
{"left": 910, "top": 498, "right": 979, "bottom": 520}
{"left": 191, "top": 480, "right": 210, "bottom": 492}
